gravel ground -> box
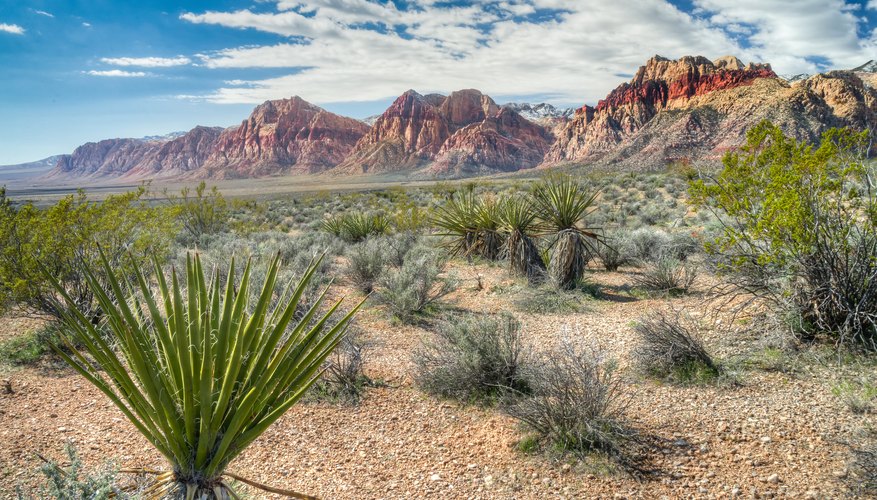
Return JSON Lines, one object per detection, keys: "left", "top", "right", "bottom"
{"left": 0, "top": 261, "right": 872, "bottom": 498}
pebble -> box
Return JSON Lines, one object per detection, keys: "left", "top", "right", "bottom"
{"left": 430, "top": 473, "right": 441, "bottom": 482}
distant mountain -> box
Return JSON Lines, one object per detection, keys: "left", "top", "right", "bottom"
{"left": 501, "top": 102, "right": 574, "bottom": 122}
{"left": 0, "top": 155, "right": 64, "bottom": 182}
{"left": 545, "top": 55, "right": 877, "bottom": 170}
{"left": 140, "top": 131, "right": 187, "bottom": 142}
{"left": 43, "top": 54, "right": 877, "bottom": 182}
{"left": 334, "top": 89, "right": 551, "bottom": 176}
{"left": 853, "top": 60, "right": 877, "bottom": 73}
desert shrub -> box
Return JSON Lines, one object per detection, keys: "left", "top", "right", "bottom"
{"left": 17, "top": 442, "right": 125, "bottom": 499}
{"left": 632, "top": 254, "right": 698, "bottom": 295}
{"left": 167, "top": 181, "right": 229, "bottom": 242}
{"left": 595, "top": 231, "right": 634, "bottom": 271}
{"left": 0, "top": 324, "right": 60, "bottom": 366}
{"left": 832, "top": 378, "right": 877, "bottom": 414}
{"left": 414, "top": 313, "right": 529, "bottom": 404}
{"left": 633, "top": 311, "right": 720, "bottom": 383}
{"left": 383, "top": 231, "right": 418, "bottom": 267}
{"left": 377, "top": 248, "right": 457, "bottom": 323}
{"left": 321, "top": 212, "right": 389, "bottom": 243}
{"left": 503, "top": 341, "right": 638, "bottom": 465}
{"left": 0, "top": 187, "right": 178, "bottom": 320}
{"left": 532, "top": 174, "right": 602, "bottom": 289}
{"left": 309, "top": 329, "right": 370, "bottom": 404}
{"left": 346, "top": 238, "right": 390, "bottom": 294}
{"left": 690, "top": 122, "right": 877, "bottom": 350}
{"left": 513, "top": 285, "right": 595, "bottom": 314}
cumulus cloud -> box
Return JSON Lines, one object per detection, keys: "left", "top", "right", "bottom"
{"left": 0, "top": 23, "right": 25, "bottom": 35}
{"left": 178, "top": 0, "right": 875, "bottom": 106}
{"left": 101, "top": 56, "right": 191, "bottom": 67}
{"left": 86, "top": 70, "right": 149, "bottom": 77}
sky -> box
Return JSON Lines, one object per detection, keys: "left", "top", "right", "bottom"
{"left": 1, "top": 0, "right": 876, "bottom": 165}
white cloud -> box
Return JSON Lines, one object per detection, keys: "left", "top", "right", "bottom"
{"left": 179, "top": 0, "right": 876, "bottom": 106}
{"left": 0, "top": 23, "right": 25, "bottom": 35}
{"left": 101, "top": 56, "right": 191, "bottom": 67}
{"left": 82, "top": 22, "right": 92, "bottom": 27}
{"left": 868, "top": 0, "right": 877, "bottom": 10}
{"left": 86, "top": 70, "right": 149, "bottom": 77}
{"left": 33, "top": 10, "right": 54, "bottom": 18}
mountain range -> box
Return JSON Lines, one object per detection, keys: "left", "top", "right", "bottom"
{"left": 41, "top": 55, "right": 877, "bottom": 182}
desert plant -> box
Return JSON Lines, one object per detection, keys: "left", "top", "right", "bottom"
{"left": 690, "top": 122, "right": 877, "bottom": 350}
{"left": 633, "top": 311, "right": 719, "bottom": 383}
{"left": 47, "top": 250, "right": 359, "bottom": 498}
{"left": 414, "top": 313, "right": 529, "bottom": 404}
{"left": 432, "top": 192, "right": 504, "bottom": 260}
{"left": 377, "top": 249, "right": 457, "bottom": 323}
{"left": 498, "top": 196, "right": 546, "bottom": 283}
{"left": 632, "top": 254, "right": 698, "bottom": 295}
{"left": 503, "top": 341, "right": 638, "bottom": 465}
{"left": 532, "top": 175, "right": 602, "bottom": 289}
{"left": 595, "top": 231, "right": 633, "bottom": 272}
{"left": 345, "top": 238, "right": 390, "bottom": 294}
{"left": 18, "top": 442, "right": 124, "bottom": 499}
{"left": 309, "top": 328, "right": 370, "bottom": 404}
{"left": 0, "top": 187, "right": 177, "bottom": 320}
{"left": 321, "top": 212, "right": 389, "bottom": 243}
{"left": 167, "top": 182, "right": 229, "bottom": 241}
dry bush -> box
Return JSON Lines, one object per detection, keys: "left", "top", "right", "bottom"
{"left": 633, "top": 311, "right": 719, "bottom": 383}
{"left": 413, "top": 313, "right": 529, "bottom": 404}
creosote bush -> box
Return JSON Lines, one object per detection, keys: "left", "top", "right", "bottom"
{"left": 690, "top": 121, "right": 877, "bottom": 350}
{"left": 502, "top": 341, "right": 639, "bottom": 466}
{"left": 633, "top": 311, "right": 720, "bottom": 383}
{"left": 413, "top": 313, "right": 529, "bottom": 404}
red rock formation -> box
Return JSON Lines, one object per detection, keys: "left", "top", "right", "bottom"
{"left": 199, "top": 96, "right": 369, "bottom": 178}
{"left": 337, "top": 89, "right": 549, "bottom": 175}
{"left": 545, "top": 55, "right": 876, "bottom": 170}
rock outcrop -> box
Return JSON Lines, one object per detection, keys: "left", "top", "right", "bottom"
{"left": 337, "top": 89, "right": 549, "bottom": 175}
{"left": 199, "top": 96, "right": 369, "bottom": 179}
{"left": 545, "top": 55, "right": 877, "bottom": 169}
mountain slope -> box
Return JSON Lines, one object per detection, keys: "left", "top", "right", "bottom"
{"left": 545, "top": 55, "right": 877, "bottom": 170}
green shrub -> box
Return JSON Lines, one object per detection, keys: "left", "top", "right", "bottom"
{"left": 17, "top": 442, "right": 125, "bottom": 499}
{"left": 0, "top": 187, "right": 178, "bottom": 320}
{"left": 0, "top": 324, "right": 58, "bottom": 366}
{"left": 414, "top": 313, "right": 529, "bottom": 404}
{"left": 166, "top": 182, "right": 229, "bottom": 241}
{"left": 690, "top": 122, "right": 877, "bottom": 349}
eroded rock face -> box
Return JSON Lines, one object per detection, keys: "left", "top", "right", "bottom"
{"left": 46, "top": 96, "right": 368, "bottom": 180}
{"left": 337, "top": 89, "right": 550, "bottom": 175}
{"left": 47, "top": 127, "right": 223, "bottom": 180}
{"left": 545, "top": 55, "right": 876, "bottom": 169}
{"left": 199, "top": 96, "right": 369, "bottom": 179}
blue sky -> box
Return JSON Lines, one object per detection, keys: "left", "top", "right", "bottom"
{"left": 1, "top": 0, "right": 875, "bottom": 165}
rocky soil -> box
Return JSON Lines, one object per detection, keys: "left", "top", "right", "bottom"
{"left": 0, "top": 261, "right": 871, "bottom": 498}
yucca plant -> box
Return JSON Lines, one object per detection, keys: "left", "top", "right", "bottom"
{"left": 498, "top": 196, "right": 545, "bottom": 283}
{"left": 532, "top": 175, "right": 602, "bottom": 289}
{"left": 432, "top": 191, "right": 480, "bottom": 257}
{"left": 47, "top": 250, "right": 359, "bottom": 499}
{"left": 321, "top": 213, "right": 389, "bottom": 243}
{"left": 432, "top": 192, "right": 503, "bottom": 260}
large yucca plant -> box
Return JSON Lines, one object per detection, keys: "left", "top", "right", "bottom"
{"left": 498, "top": 196, "right": 545, "bottom": 283}
{"left": 48, "top": 250, "right": 359, "bottom": 499}
{"left": 321, "top": 212, "right": 389, "bottom": 243}
{"left": 532, "top": 175, "right": 602, "bottom": 289}
{"left": 432, "top": 192, "right": 503, "bottom": 260}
